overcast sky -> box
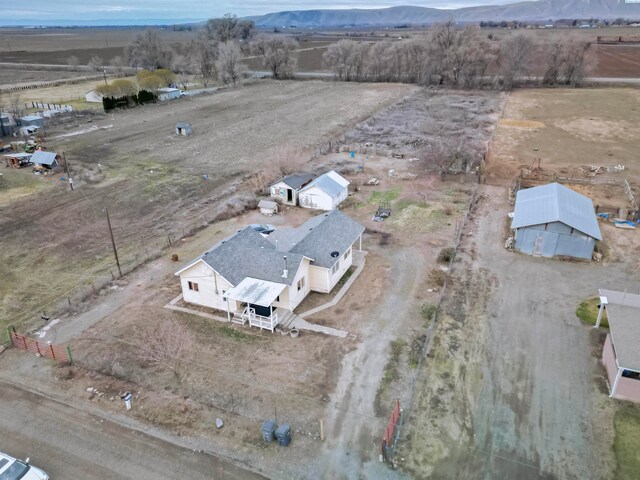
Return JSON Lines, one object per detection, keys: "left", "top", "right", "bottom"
{"left": 6, "top": 0, "right": 518, "bottom": 24}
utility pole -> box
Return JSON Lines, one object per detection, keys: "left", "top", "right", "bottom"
{"left": 103, "top": 68, "right": 108, "bottom": 85}
{"left": 105, "top": 208, "right": 122, "bottom": 278}
{"left": 63, "top": 151, "right": 73, "bottom": 190}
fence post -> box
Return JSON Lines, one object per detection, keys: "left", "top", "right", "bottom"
{"left": 5, "top": 327, "right": 12, "bottom": 346}
{"left": 66, "top": 346, "right": 73, "bottom": 365}
{"left": 49, "top": 343, "right": 55, "bottom": 360}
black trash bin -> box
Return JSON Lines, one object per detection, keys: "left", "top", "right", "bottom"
{"left": 275, "top": 423, "right": 291, "bottom": 446}
{"left": 261, "top": 419, "right": 277, "bottom": 443}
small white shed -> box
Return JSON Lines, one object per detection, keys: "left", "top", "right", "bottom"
{"left": 157, "top": 88, "right": 181, "bottom": 101}
{"left": 176, "top": 121, "right": 192, "bottom": 136}
{"left": 258, "top": 199, "right": 279, "bottom": 216}
{"left": 298, "top": 171, "right": 350, "bottom": 211}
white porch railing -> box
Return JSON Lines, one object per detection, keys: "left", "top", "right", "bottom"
{"left": 232, "top": 306, "right": 279, "bottom": 332}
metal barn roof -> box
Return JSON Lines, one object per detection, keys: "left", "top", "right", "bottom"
{"left": 30, "top": 151, "right": 59, "bottom": 166}
{"left": 599, "top": 289, "right": 640, "bottom": 372}
{"left": 274, "top": 173, "right": 315, "bottom": 190}
{"left": 299, "top": 171, "right": 349, "bottom": 199}
{"left": 511, "top": 183, "right": 602, "bottom": 240}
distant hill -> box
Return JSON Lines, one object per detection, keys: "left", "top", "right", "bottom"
{"left": 246, "top": 1, "right": 640, "bottom": 27}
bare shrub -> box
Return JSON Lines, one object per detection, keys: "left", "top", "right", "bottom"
{"left": 420, "top": 135, "right": 475, "bottom": 175}
{"left": 138, "top": 319, "right": 197, "bottom": 381}
{"left": 66, "top": 55, "right": 79, "bottom": 71}
{"left": 437, "top": 247, "right": 456, "bottom": 263}
{"left": 213, "top": 193, "right": 258, "bottom": 221}
{"left": 498, "top": 33, "right": 534, "bottom": 90}
{"left": 88, "top": 55, "right": 104, "bottom": 72}
{"left": 428, "top": 268, "right": 448, "bottom": 287}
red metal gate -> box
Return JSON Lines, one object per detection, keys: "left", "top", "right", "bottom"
{"left": 8, "top": 327, "right": 72, "bottom": 364}
{"left": 381, "top": 399, "right": 402, "bottom": 463}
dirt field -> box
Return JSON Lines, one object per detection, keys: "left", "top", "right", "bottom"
{"left": 0, "top": 68, "right": 89, "bottom": 85}
{"left": 0, "top": 80, "right": 415, "bottom": 335}
{"left": 487, "top": 88, "right": 640, "bottom": 203}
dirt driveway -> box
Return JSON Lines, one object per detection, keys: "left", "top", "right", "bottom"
{"left": 401, "top": 184, "right": 634, "bottom": 479}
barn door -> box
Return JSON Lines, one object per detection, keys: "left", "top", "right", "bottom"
{"left": 533, "top": 235, "right": 544, "bottom": 255}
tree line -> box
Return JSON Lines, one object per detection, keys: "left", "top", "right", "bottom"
{"left": 323, "top": 21, "right": 592, "bottom": 89}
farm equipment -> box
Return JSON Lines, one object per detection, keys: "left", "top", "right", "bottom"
{"left": 373, "top": 202, "right": 392, "bottom": 222}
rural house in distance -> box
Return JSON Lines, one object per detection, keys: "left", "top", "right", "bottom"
{"left": 175, "top": 210, "right": 365, "bottom": 332}
{"left": 511, "top": 182, "right": 602, "bottom": 260}
{"left": 270, "top": 173, "right": 315, "bottom": 206}
{"left": 298, "top": 170, "right": 350, "bottom": 211}
{"left": 599, "top": 289, "right": 640, "bottom": 402}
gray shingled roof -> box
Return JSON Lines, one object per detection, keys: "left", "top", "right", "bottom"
{"left": 275, "top": 173, "right": 315, "bottom": 190}
{"left": 511, "top": 183, "right": 602, "bottom": 240}
{"left": 180, "top": 211, "right": 364, "bottom": 285}
{"left": 201, "top": 227, "right": 305, "bottom": 286}
{"left": 268, "top": 210, "right": 365, "bottom": 269}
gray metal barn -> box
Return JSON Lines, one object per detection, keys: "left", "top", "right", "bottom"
{"left": 511, "top": 183, "right": 602, "bottom": 260}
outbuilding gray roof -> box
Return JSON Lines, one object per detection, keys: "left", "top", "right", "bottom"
{"left": 599, "top": 289, "right": 640, "bottom": 372}
{"left": 268, "top": 210, "right": 365, "bottom": 268}
{"left": 299, "top": 171, "right": 348, "bottom": 199}
{"left": 274, "top": 173, "right": 315, "bottom": 190}
{"left": 176, "top": 121, "right": 191, "bottom": 128}
{"left": 511, "top": 183, "right": 602, "bottom": 240}
{"left": 31, "top": 151, "right": 59, "bottom": 166}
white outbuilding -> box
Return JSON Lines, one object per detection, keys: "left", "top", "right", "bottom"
{"left": 298, "top": 171, "right": 350, "bottom": 211}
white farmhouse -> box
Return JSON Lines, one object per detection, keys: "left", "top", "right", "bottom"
{"left": 175, "top": 210, "right": 364, "bottom": 332}
{"left": 298, "top": 171, "right": 349, "bottom": 211}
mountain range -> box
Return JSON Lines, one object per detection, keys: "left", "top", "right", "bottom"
{"left": 246, "top": 1, "right": 640, "bottom": 27}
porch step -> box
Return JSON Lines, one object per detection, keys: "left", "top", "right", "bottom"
{"left": 231, "top": 313, "right": 247, "bottom": 326}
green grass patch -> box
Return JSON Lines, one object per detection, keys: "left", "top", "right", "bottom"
{"left": 217, "top": 326, "right": 256, "bottom": 342}
{"left": 336, "top": 266, "right": 355, "bottom": 288}
{"left": 369, "top": 188, "right": 400, "bottom": 205}
{"left": 421, "top": 303, "right": 438, "bottom": 323}
{"left": 614, "top": 406, "right": 640, "bottom": 480}
{"left": 576, "top": 297, "right": 608, "bottom": 328}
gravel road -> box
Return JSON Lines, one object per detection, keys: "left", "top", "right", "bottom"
{"left": 0, "top": 381, "right": 263, "bottom": 480}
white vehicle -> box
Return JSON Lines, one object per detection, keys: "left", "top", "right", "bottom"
{"left": 0, "top": 452, "right": 49, "bottom": 480}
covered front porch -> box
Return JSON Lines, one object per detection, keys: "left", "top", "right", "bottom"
{"left": 225, "top": 277, "right": 287, "bottom": 332}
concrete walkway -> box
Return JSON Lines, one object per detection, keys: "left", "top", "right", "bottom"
{"left": 164, "top": 294, "right": 351, "bottom": 338}
{"left": 297, "top": 255, "right": 366, "bottom": 318}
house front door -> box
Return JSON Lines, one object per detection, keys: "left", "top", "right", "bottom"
{"left": 287, "top": 189, "right": 293, "bottom": 203}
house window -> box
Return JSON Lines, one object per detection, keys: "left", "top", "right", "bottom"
{"left": 331, "top": 260, "right": 340, "bottom": 275}
{"left": 297, "top": 277, "right": 305, "bottom": 291}
{"left": 343, "top": 248, "right": 351, "bottom": 261}
{"left": 188, "top": 281, "right": 199, "bottom": 292}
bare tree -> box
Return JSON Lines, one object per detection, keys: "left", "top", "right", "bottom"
{"left": 246, "top": 143, "right": 308, "bottom": 193}
{"left": 138, "top": 319, "right": 197, "bottom": 381}
{"left": 109, "top": 55, "right": 126, "bottom": 74}
{"left": 499, "top": 33, "right": 534, "bottom": 90}
{"left": 323, "top": 40, "right": 368, "bottom": 81}
{"left": 216, "top": 41, "right": 244, "bottom": 85}
{"left": 125, "top": 29, "right": 174, "bottom": 70}
{"left": 206, "top": 13, "right": 255, "bottom": 42}
{"left": 88, "top": 55, "right": 104, "bottom": 72}
{"left": 190, "top": 33, "right": 219, "bottom": 87}
{"left": 543, "top": 39, "right": 564, "bottom": 85}
{"left": 562, "top": 38, "right": 591, "bottom": 87}
{"left": 6, "top": 94, "right": 23, "bottom": 121}
{"left": 252, "top": 35, "right": 298, "bottom": 79}
{"left": 66, "top": 55, "right": 79, "bottom": 71}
